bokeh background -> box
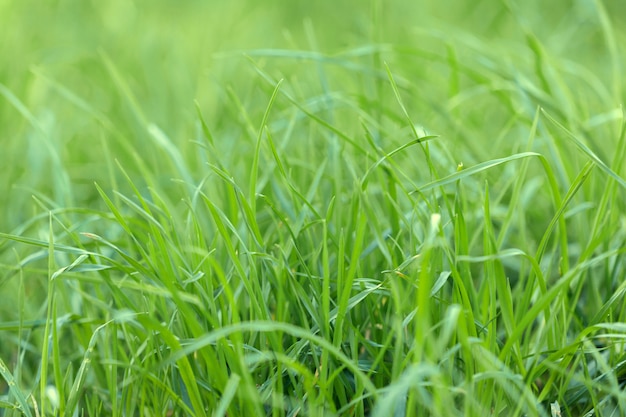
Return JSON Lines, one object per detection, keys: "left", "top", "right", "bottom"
{"left": 2, "top": 0, "right": 625, "bottom": 231}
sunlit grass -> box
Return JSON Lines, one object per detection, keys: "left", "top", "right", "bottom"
{"left": 1, "top": 1, "right": 626, "bottom": 416}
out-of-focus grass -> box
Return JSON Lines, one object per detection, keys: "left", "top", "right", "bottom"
{"left": 1, "top": 1, "right": 626, "bottom": 416}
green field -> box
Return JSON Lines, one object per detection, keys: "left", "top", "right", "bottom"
{"left": 1, "top": 1, "right": 626, "bottom": 416}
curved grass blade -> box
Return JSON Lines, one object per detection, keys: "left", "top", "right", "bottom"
{"left": 0, "top": 357, "right": 33, "bottom": 417}
{"left": 542, "top": 109, "right": 626, "bottom": 189}
{"left": 413, "top": 152, "right": 541, "bottom": 193}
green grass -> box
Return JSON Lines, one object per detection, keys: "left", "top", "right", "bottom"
{"left": 1, "top": 0, "right": 626, "bottom": 416}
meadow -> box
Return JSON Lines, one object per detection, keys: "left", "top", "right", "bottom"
{"left": 1, "top": 0, "right": 626, "bottom": 416}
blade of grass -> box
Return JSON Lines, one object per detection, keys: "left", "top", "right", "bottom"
{"left": 0, "top": 358, "right": 33, "bottom": 417}
{"left": 414, "top": 152, "right": 541, "bottom": 193}
{"left": 164, "top": 320, "right": 379, "bottom": 399}
{"left": 542, "top": 109, "right": 626, "bottom": 189}
{"left": 212, "top": 373, "right": 241, "bottom": 417}
{"left": 250, "top": 79, "right": 283, "bottom": 216}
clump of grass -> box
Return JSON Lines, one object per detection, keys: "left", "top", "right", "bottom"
{"left": 2, "top": 1, "right": 626, "bottom": 416}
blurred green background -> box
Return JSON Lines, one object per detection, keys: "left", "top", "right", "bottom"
{"left": 1, "top": 0, "right": 624, "bottom": 232}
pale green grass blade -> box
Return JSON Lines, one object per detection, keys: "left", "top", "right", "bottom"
{"left": 593, "top": 0, "right": 622, "bottom": 102}
{"left": 249, "top": 79, "right": 283, "bottom": 214}
{"left": 37, "top": 214, "right": 55, "bottom": 416}
{"left": 212, "top": 373, "right": 241, "bottom": 417}
{"left": 30, "top": 68, "right": 115, "bottom": 132}
{"left": 99, "top": 50, "right": 148, "bottom": 127}
{"left": 333, "top": 204, "right": 368, "bottom": 348}
{"left": 542, "top": 109, "right": 626, "bottom": 189}
{"left": 415, "top": 152, "right": 541, "bottom": 193}
{"left": 50, "top": 297, "right": 65, "bottom": 416}
{"left": 532, "top": 160, "right": 594, "bottom": 282}
{"left": 0, "top": 357, "right": 33, "bottom": 417}
{"left": 360, "top": 136, "right": 438, "bottom": 190}
{"left": 384, "top": 62, "right": 441, "bottom": 185}
{"left": 0, "top": 84, "right": 72, "bottom": 206}
{"left": 147, "top": 123, "right": 194, "bottom": 186}
{"left": 0, "top": 232, "right": 90, "bottom": 255}
{"left": 483, "top": 183, "right": 525, "bottom": 376}
{"left": 194, "top": 100, "right": 215, "bottom": 146}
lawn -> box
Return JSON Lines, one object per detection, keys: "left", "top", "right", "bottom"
{"left": 1, "top": 1, "right": 626, "bottom": 416}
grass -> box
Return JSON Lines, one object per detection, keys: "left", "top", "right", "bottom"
{"left": 1, "top": 0, "right": 626, "bottom": 416}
